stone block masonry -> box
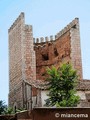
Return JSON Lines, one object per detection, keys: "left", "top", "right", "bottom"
{"left": 70, "top": 18, "right": 82, "bottom": 79}
{"left": 24, "top": 25, "right": 36, "bottom": 81}
{"left": 9, "top": 12, "right": 25, "bottom": 108}
{"left": 9, "top": 12, "right": 36, "bottom": 109}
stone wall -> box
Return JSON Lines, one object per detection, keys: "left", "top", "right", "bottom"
{"left": 70, "top": 18, "right": 82, "bottom": 79}
{"left": 24, "top": 25, "right": 36, "bottom": 82}
{"left": 9, "top": 12, "right": 25, "bottom": 108}
{"left": 9, "top": 13, "right": 36, "bottom": 109}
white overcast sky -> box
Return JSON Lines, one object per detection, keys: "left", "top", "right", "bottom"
{"left": 0, "top": 0, "right": 90, "bottom": 104}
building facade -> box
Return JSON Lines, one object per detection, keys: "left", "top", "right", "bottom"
{"left": 9, "top": 13, "right": 90, "bottom": 109}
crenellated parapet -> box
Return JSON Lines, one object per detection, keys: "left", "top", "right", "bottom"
{"left": 55, "top": 18, "right": 79, "bottom": 39}
{"left": 24, "top": 24, "right": 32, "bottom": 32}
{"left": 34, "top": 18, "right": 79, "bottom": 45}
{"left": 8, "top": 12, "right": 24, "bottom": 33}
{"left": 33, "top": 35, "right": 55, "bottom": 44}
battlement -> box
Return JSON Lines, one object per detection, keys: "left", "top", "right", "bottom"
{"left": 24, "top": 24, "right": 32, "bottom": 31}
{"left": 8, "top": 12, "right": 24, "bottom": 32}
{"left": 56, "top": 18, "right": 79, "bottom": 39}
{"left": 33, "top": 35, "right": 55, "bottom": 44}
{"left": 34, "top": 18, "right": 79, "bottom": 45}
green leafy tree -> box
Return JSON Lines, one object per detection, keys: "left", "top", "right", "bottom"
{"left": 2, "top": 107, "right": 14, "bottom": 115}
{"left": 0, "top": 100, "right": 26, "bottom": 115}
{"left": 45, "top": 63, "right": 80, "bottom": 107}
{"left": 2, "top": 107, "right": 26, "bottom": 115}
{"left": 0, "top": 100, "right": 7, "bottom": 114}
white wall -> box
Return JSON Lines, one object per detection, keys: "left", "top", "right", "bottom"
{"left": 77, "top": 91, "right": 86, "bottom": 100}
{"left": 40, "top": 90, "right": 87, "bottom": 107}
{"left": 32, "top": 96, "right": 37, "bottom": 108}
{"left": 41, "top": 90, "right": 49, "bottom": 106}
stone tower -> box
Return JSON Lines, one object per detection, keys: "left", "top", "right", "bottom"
{"left": 9, "top": 13, "right": 83, "bottom": 109}
{"left": 9, "top": 13, "right": 36, "bottom": 109}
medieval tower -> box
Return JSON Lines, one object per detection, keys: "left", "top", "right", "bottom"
{"left": 9, "top": 13, "right": 36, "bottom": 109}
{"left": 9, "top": 13, "right": 84, "bottom": 109}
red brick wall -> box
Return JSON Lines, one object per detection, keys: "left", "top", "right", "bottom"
{"left": 34, "top": 18, "right": 82, "bottom": 80}
{"left": 35, "top": 31, "right": 71, "bottom": 80}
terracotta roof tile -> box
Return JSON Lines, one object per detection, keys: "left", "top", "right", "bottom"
{"left": 77, "top": 79, "right": 90, "bottom": 90}
{"left": 24, "top": 79, "right": 90, "bottom": 90}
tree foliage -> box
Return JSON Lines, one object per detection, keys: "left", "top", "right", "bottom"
{"left": 45, "top": 63, "right": 80, "bottom": 107}
{"left": 2, "top": 107, "right": 14, "bottom": 115}
{"left": 0, "top": 100, "right": 7, "bottom": 115}
{"left": 0, "top": 100, "right": 26, "bottom": 115}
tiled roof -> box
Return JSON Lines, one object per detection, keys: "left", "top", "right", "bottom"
{"left": 77, "top": 79, "right": 90, "bottom": 90}
{"left": 85, "top": 93, "right": 90, "bottom": 100}
{"left": 24, "top": 79, "right": 49, "bottom": 89}
{"left": 31, "top": 80, "right": 49, "bottom": 89}
{"left": 24, "top": 79, "right": 90, "bottom": 90}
